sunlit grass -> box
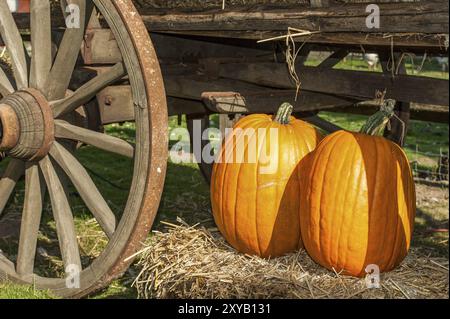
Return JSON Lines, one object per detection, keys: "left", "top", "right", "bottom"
{"left": 306, "top": 54, "right": 449, "bottom": 80}
{"left": 0, "top": 283, "right": 56, "bottom": 299}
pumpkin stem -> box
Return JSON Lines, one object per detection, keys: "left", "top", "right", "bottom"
{"left": 360, "top": 99, "right": 397, "bottom": 136}
{"left": 274, "top": 102, "right": 294, "bottom": 124}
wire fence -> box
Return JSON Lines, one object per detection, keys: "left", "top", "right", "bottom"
{"left": 407, "top": 144, "right": 449, "bottom": 186}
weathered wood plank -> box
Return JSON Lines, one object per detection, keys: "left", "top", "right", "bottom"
{"left": 318, "top": 49, "right": 349, "bottom": 68}
{"left": 92, "top": 67, "right": 447, "bottom": 123}
{"left": 167, "top": 97, "right": 206, "bottom": 116}
{"left": 96, "top": 85, "right": 135, "bottom": 124}
{"left": 303, "top": 115, "right": 343, "bottom": 132}
{"left": 164, "top": 75, "right": 265, "bottom": 100}
{"left": 79, "top": 30, "right": 274, "bottom": 65}
{"left": 217, "top": 62, "right": 449, "bottom": 106}
{"left": 201, "top": 90, "right": 355, "bottom": 113}
{"left": 140, "top": 2, "right": 449, "bottom": 34}
{"left": 82, "top": 28, "right": 123, "bottom": 65}
{"left": 330, "top": 102, "right": 449, "bottom": 123}
{"left": 157, "top": 30, "right": 448, "bottom": 50}
{"left": 10, "top": 6, "right": 448, "bottom": 49}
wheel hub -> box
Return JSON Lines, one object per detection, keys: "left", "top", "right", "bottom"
{"left": 0, "top": 89, "right": 54, "bottom": 161}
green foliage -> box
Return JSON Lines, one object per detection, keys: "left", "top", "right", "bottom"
{"left": 0, "top": 283, "right": 56, "bottom": 299}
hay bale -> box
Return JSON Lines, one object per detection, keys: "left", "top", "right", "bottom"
{"left": 133, "top": 221, "right": 449, "bottom": 299}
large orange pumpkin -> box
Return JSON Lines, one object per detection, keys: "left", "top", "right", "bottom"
{"left": 211, "top": 103, "right": 323, "bottom": 258}
{"left": 299, "top": 103, "right": 416, "bottom": 276}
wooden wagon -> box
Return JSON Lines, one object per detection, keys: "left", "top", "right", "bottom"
{"left": 0, "top": 0, "right": 448, "bottom": 297}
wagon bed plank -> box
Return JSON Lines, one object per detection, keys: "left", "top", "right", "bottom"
{"left": 138, "top": 1, "right": 449, "bottom": 34}
{"left": 10, "top": 1, "right": 449, "bottom": 48}
{"left": 156, "top": 30, "right": 448, "bottom": 49}
{"left": 217, "top": 62, "right": 450, "bottom": 106}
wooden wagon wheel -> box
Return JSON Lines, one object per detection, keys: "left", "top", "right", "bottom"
{"left": 0, "top": 0, "right": 167, "bottom": 298}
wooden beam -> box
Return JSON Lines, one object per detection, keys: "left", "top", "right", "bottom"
{"left": 164, "top": 75, "right": 264, "bottom": 100}
{"left": 82, "top": 28, "right": 122, "bottom": 65}
{"left": 217, "top": 62, "right": 449, "bottom": 106}
{"left": 96, "top": 85, "right": 134, "bottom": 124}
{"left": 95, "top": 84, "right": 207, "bottom": 122}
{"left": 77, "top": 29, "right": 275, "bottom": 65}
{"left": 11, "top": 3, "right": 448, "bottom": 50}
{"left": 139, "top": 2, "right": 448, "bottom": 34}
{"left": 93, "top": 62, "right": 447, "bottom": 123}
{"left": 318, "top": 49, "right": 349, "bottom": 69}
{"left": 163, "top": 72, "right": 358, "bottom": 113}
{"left": 328, "top": 102, "right": 449, "bottom": 123}
{"left": 158, "top": 30, "right": 448, "bottom": 50}
{"left": 200, "top": 90, "right": 355, "bottom": 114}
{"left": 89, "top": 79, "right": 446, "bottom": 124}
{"left": 303, "top": 115, "right": 343, "bottom": 132}
{"left": 167, "top": 97, "right": 206, "bottom": 116}
{"left": 151, "top": 33, "right": 274, "bottom": 63}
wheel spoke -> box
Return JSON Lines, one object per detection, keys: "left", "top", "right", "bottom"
{"left": 0, "top": 1, "right": 28, "bottom": 89}
{"left": 39, "top": 156, "right": 81, "bottom": 271}
{"left": 49, "top": 142, "right": 116, "bottom": 238}
{"left": 0, "top": 159, "right": 25, "bottom": 214}
{"left": 0, "top": 251, "right": 14, "bottom": 272}
{"left": 0, "top": 67, "right": 14, "bottom": 97}
{"left": 51, "top": 62, "right": 126, "bottom": 118}
{"left": 45, "top": 0, "right": 88, "bottom": 100}
{"left": 29, "top": 0, "right": 52, "bottom": 91}
{"left": 55, "top": 120, "right": 134, "bottom": 158}
{"left": 16, "top": 163, "right": 46, "bottom": 276}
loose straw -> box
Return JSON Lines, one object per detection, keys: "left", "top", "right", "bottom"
{"left": 257, "top": 28, "right": 320, "bottom": 44}
{"left": 256, "top": 28, "right": 319, "bottom": 101}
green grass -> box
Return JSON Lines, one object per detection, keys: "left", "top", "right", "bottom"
{"left": 306, "top": 54, "right": 449, "bottom": 80}
{"left": 0, "top": 283, "right": 56, "bottom": 299}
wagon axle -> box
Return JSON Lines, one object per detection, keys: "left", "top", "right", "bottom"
{"left": 0, "top": 89, "right": 54, "bottom": 161}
